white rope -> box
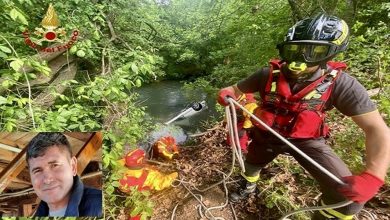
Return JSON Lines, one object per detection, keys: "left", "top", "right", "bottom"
{"left": 227, "top": 98, "right": 344, "bottom": 185}
{"left": 168, "top": 103, "right": 248, "bottom": 219}
{"left": 170, "top": 97, "right": 359, "bottom": 220}
{"left": 224, "top": 97, "right": 362, "bottom": 220}
{"left": 203, "top": 172, "right": 229, "bottom": 217}
{"left": 225, "top": 104, "right": 245, "bottom": 172}
{"left": 229, "top": 101, "right": 245, "bottom": 169}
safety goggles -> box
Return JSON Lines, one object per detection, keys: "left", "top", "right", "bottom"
{"left": 277, "top": 41, "right": 336, "bottom": 64}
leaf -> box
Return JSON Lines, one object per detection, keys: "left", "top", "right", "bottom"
{"left": 9, "top": 59, "right": 24, "bottom": 71}
{"left": 130, "top": 207, "right": 142, "bottom": 216}
{"left": 131, "top": 63, "right": 139, "bottom": 74}
{"left": 147, "top": 55, "right": 155, "bottom": 64}
{"left": 17, "top": 12, "right": 28, "bottom": 25}
{"left": 103, "top": 155, "right": 110, "bottom": 168}
{"left": 104, "top": 89, "right": 111, "bottom": 96}
{"left": 0, "top": 51, "right": 7, "bottom": 58}
{"left": 106, "top": 185, "right": 115, "bottom": 194}
{"left": 76, "top": 50, "right": 86, "bottom": 57}
{"left": 17, "top": 99, "right": 24, "bottom": 108}
{"left": 5, "top": 121, "right": 14, "bottom": 132}
{"left": 9, "top": 9, "right": 18, "bottom": 21}
{"left": 0, "top": 46, "right": 11, "bottom": 53}
{"left": 2, "top": 80, "right": 10, "bottom": 88}
{"left": 0, "top": 96, "right": 8, "bottom": 105}
{"left": 93, "top": 30, "right": 100, "bottom": 40}
{"left": 141, "top": 214, "right": 148, "bottom": 220}
{"left": 112, "top": 181, "right": 119, "bottom": 187}
{"left": 9, "top": 8, "right": 28, "bottom": 25}
{"left": 67, "top": 124, "right": 79, "bottom": 129}
{"left": 112, "top": 87, "right": 119, "bottom": 94}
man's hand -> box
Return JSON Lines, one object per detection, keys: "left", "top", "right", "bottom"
{"left": 338, "top": 171, "right": 384, "bottom": 204}
{"left": 217, "top": 87, "right": 236, "bottom": 106}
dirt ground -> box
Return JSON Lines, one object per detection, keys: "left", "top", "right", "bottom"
{"left": 147, "top": 123, "right": 390, "bottom": 220}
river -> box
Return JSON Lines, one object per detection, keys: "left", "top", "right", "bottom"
{"left": 136, "top": 81, "right": 220, "bottom": 134}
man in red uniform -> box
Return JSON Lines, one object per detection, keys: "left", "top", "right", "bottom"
{"left": 217, "top": 13, "right": 390, "bottom": 219}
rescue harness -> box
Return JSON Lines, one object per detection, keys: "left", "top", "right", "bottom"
{"left": 253, "top": 60, "right": 347, "bottom": 138}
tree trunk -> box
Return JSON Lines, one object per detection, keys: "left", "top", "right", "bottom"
{"left": 33, "top": 62, "right": 77, "bottom": 108}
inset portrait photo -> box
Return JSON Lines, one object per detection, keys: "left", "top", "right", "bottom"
{"left": 0, "top": 132, "right": 103, "bottom": 217}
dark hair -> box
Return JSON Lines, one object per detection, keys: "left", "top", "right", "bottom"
{"left": 26, "top": 133, "right": 72, "bottom": 163}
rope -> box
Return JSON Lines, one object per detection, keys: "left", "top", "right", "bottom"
{"left": 224, "top": 97, "right": 362, "bottom": 220}
{"left": 227, "top": 98, "right": 344, "bottom": 185}
{"left": 169, "top": 97, "right": 368, "bottom": 220}
{"left": 171, "top": 177, "right": 229, "bottom": 220}
{"left": 225, "top": 102, "right": 245, "bottom": 172}
{"left": 169, "top": 105, "right": 246, "bottom": 219}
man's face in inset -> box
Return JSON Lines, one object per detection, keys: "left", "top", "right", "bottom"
{"left": 28, "top": 146, "right": 77, "bottom": 210}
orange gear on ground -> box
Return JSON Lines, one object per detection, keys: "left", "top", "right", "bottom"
{"left": 118, "top": 148, "right": 178, "bottom": 220}
{"left": 153, "top": 136, "right": 179, "bottom": 160}
{"left": 129, "top": 216, "right": 141, "bottom": 220}
{"left": 118, "top": 167, "right": 178, "bottom": 192}
{"left": 125, "top": 148, "right": 145, "bottom": 167}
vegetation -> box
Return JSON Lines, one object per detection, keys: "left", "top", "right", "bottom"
{"left": 0, "top": 0, "right": 389, "bottom": 219}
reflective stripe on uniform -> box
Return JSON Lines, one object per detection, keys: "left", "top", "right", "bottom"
{"left": 241, "top": 172, "right": 260, "bottom": 183}
{"left": 157, "top": 141, "right": 174, "bottom": 159}
{"left": 271, "top": 70, "right": 280, "bottom": 92}
{"left": 303, "top": 69, "right": 338, "bottom": 100}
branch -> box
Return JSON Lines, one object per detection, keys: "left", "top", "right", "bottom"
{"left": 33, "top": 62, "right": 77, "bottom": 108}
{"left": 105, "top": 16, "right": 117, "bottom": 42}
{"left": 288, "top": 0, "right": 303, "bottom": 22}
{"left": 376, "top": 55, "right": 383, "bottom": 97}
{"left": 16, "top": 55, "right": 75, "bottom": 89}
{"left": 143, "top": 22, "right": 159, "bottom": 40}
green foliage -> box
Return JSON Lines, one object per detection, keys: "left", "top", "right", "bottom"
{"left": 346, "top": 1, "right": 390, "bottom": 90}
{"left": 154, "top": 0, "right": 290, "bottom": 81}
{"left": 182, "top": 78, "right": 216, "bottom": 100}
{"left": 103, "top": 113, "right": 152, "bottom": 219}
{"left": 328, "top": 112, "right": 366, "bottom": 172}
{"left": 1, "top": 0, "right": 389, "bottom": 218}
{"left": 257, "top": 156, "right": 314, "bottom": 220}
{"left": 0, "top": 0, "right": 161, "bottom": 218}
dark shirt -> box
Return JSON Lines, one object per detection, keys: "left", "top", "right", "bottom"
{"left": 237, "top": 65, "right": 377, "bottom": 116}
{"left": 35, "top": 175, "right": 102, "bottom": 217}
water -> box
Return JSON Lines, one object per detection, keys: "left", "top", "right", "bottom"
{"left": 136, "top": 81, "right": 219, "bottom": 134}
